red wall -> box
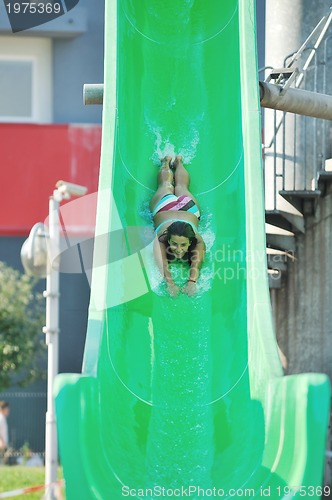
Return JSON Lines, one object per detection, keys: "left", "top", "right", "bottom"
{"left": 0, "top": 124, "right": 101, "bottom": 235}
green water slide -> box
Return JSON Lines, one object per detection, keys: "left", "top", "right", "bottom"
{"left": 54, "top": 0, "right": 331, "bottom": 498}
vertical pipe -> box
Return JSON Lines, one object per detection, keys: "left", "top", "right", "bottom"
{"left": 313, "top": 55, "right": 318, "bottom": 188}
{"left": 282, "top": 112, "right": 286, "bottom": 190}
{"left": 44, "top": 194, "right": 60, "bottom": 500}
{"left": 322, "top": 36, "right": 329, "bottom": 170}
{"left": 273, "top": 110, "right": 277, "bottom": 209}
{"left": 303, "top": 78, "right": 307, "bottom": 191}
{"left": 293, "top": 114, "right": 297, "bottom": 190}
{"left": 270, "top": 288, "right": 277, "bottom": 331}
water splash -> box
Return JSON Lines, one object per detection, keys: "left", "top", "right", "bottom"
{"left": 139, "top": 200, "right": 153, "bottom": 224}
{"left": 147, "top": 124, "right": 200, "bottom": 166}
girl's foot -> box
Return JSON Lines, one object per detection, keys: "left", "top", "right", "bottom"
{"left": 162, "top": 156, "right": 172, "bottom": 168}
{"left": 172, "top": 155, "right": 183, "bottom": 169}
{"left": 159, "top": 156, "right": 174, "bottom": 186}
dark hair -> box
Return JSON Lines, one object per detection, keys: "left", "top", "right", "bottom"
{"left": 0, "top": 401, "right": 9, "bottom": 410}
{"left": 159, "top": 221, "right": 197, "bottom": 264}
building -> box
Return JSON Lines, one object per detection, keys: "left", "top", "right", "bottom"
{"left": 0, "top": 0, "right": 104, "bottom": 453}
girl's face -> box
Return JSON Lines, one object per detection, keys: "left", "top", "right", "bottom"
{"left": 168, "top": 234, "right": 190, "bottom": 259}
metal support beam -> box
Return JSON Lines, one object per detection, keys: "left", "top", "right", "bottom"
{"left": 83, "top": 84, "right": 104, "bottom": 105}
{"left": 260, "top": 81, "right": 332, "bottom": 120}
{"left": 84, "top": 80, "right": 332, "bottom": 120}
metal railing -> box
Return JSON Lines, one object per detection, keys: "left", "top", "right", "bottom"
{"left": 0, "top": 391, "right": 47, "bottom": 454}
{"left": 262, "top": 13, "right": 332, "bottom": 210}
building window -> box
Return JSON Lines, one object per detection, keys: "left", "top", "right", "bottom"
{"left": 0, "top": 36, "right": 52, "bottom": 123}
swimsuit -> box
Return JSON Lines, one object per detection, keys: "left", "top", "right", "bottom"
{"left": 152, "top": 194, "right": 200, "bottom": 218}
{"left": 153, "top": 194, "right": 201, "bottom": 235}
{"left": 154, "top": 218, "right": 198, "bottom": 235}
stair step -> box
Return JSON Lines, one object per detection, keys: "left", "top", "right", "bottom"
{"left": 265, "top": 209, "right": 305, "bottom": 233}
{"left": 267, "top": 254, "right": 289, "bottom": 272}
{"left": 266, "top": 233, "right": 296, "bottom": 253}
{"left": 317, "top": 169, "right": 332, "bottom": 182}
{"left": 279, "top": 190, "right": 321, "bottom": 214}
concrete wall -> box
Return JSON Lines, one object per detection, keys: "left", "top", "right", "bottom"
{"left": 275, "top": 187, "right": 332, "bottom": 381}
{"left": 274, "top": 185, "right": 332, "bottom": 483}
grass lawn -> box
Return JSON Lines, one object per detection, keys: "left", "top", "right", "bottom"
{"left": 0, "top": 466, "right": 64, "bottom": 499}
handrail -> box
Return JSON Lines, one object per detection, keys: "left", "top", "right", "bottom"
{"left": 262, "top": 6, "right": 332, "bottom": 208}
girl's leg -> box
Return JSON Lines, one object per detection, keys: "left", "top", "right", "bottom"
{"left": 149, "top": 156, "right": 174, "bottom": 212}
{"left": 173, "top": 155, "right": 201, "bottom": 210}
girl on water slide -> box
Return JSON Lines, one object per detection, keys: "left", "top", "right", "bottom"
{"left": 150, "top": 155, "right": 206, "bottom": 297}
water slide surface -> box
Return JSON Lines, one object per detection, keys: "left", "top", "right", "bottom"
{"left": 55, "top": 1, "right": 331, "bottom": 498}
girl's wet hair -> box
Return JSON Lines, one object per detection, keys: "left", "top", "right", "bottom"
{"left": 159, "top": 221, "right": 197, "bottom": 263}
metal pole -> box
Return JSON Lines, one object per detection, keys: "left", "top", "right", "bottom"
{"left": 273, "top": 110, "right": 277, "bottom": 209}
{"left": 270, "top": 288, "right": 277, "bottom": 330}
{"left": 260, "top": 81, "right": 332, "bottom": 120}
{"left": 296, "top": 10, "right": 332, "bottom": 89}
{"left": 293, "top": 112, "right": 297, "bottom": 189}
{"left": 282, "top": 110, "right": 286, "bottom": 190}
{"left": 312, "top": 56, "right": 318, "bottom": 189}
{"left": 83, "top": 84, "right": 104, "bottom": 105}
{"left": 43, "top": 193, "right": 60, "bottom": 500}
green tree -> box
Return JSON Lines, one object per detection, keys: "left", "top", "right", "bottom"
{"left": 0, "top": 261, "right": 46, "bottom": 391}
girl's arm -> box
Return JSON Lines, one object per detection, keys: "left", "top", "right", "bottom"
{"left": 153, "top": 236, "right": 179, "bottom": 295}
{"left": 182, "top": 237, "right": 206, "bottom": 296}
{"left": 189, "top": 237, "right": 206, "bottom": 282}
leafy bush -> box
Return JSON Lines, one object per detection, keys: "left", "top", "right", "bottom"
{"left": 0, "top": 261, "right": 46, "bottom": 390}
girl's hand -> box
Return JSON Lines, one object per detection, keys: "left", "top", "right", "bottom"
{"left": 182, "top": 281, "right": 197, "bottom": 296}
{"left": 167, "top": 283, "right": 180, "bottom": 297}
